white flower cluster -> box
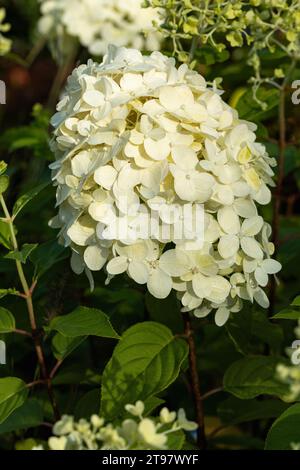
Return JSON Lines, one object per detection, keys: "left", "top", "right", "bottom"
{"left": 34, "top": 401, "right": 197, "bottom": 450}
{"left": 50, "top": 46, "right": 281, "bottom": 327}
{"left": 277, "top": 321, "right": 300, "bottom": 402}
{"left": 38, "top": 0, "right": 161, "bottom": 57}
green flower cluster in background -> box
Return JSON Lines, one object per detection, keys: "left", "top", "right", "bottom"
{"left": 0, "top": 8, "right": 11, "bottom": 56}
{"left": 146, "top": 0, "right": 300, "bottom": 99}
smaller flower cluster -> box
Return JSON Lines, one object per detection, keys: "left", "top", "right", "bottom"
{"left": 277, "top": 321, "right": 300, "bottom": 402}
{"left": 33, "top": 401, "right": 197, "bottom": 450}
{"left": 0, "top": 8, "right": 11, "bottom": 56}
{"left": 147, "top": 0, "right": 300, "bottom": 95}
{"left": 38, "top": 0, "right": 161, "bottom": 60}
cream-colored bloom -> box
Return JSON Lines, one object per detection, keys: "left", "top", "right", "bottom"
{"left": 38, "top": 0, "right": 161, "bottom": 60}
{"left": 33, "top": 402, "right": 197, "bottom": 450}
{"left": 50, "top": 46, "right": 279, "bottom": 326}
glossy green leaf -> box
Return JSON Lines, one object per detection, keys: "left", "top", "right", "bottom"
{"left": 100, "top": 322, "right": 188, "bottom": 420}
{"left": 0, "top": 307, "right": 15, "bottom": 333}
{"left": 265, "top": 404, "right": 300, "bottom": 450}
{"left": 0, "top": 399, "right": 43, "bottom": 434}
{"left": 0, "top": 220, "right": 11, "bottom": 249}
{"left": 29, "top": 239, "right": 68, "bottom": 278}
{"left": 0, "top": 288, "right": 19, "bottom": 299}
{"left": 224, "top": 356, "right": 288, "bottom": 399}
{"left": 0, "top": 378, "right": 28, "bottom": 424}
{"left": 218, "top": 396, "right": 288, "bottom": 425}
{"left": 52, "top": 333, "right": 87, "bottom": 360}
{"left": 0, "top": 175, "right": 9, "bottom": 194}
{"left": 49, "top": 306, "right": 119, "bottom": 339}
{"left": 12, "top": 182, "right": 49, "bottom": 219}
{"left": 5, "top": 243, "right": 38, "bottom": 264}
{"left": 272, "top": 308, "right": 300, "bottom": 320}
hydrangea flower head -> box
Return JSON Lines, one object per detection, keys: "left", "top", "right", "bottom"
{"left": 50, "top": 46, "right": 281, "bottom": 326}
{"left": 38, "top": 0, "right": 161, "bottom": 59}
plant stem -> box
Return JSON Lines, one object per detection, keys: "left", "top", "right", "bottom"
{"left": 182, "top": 313, "right": 206, "bottom": 450}
{"left": 0, "top": 195, "right": 60, "bottom": 420}
{"left": 269, "top": 87, "right": 286, "bottom": 315}
{"left": 47, "top": 50, "right": 77, "bottom": 110}
{"left": 269, "top": 59, "right": 296, "bottom": 315}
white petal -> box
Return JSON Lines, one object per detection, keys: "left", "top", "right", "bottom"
{"left": 261, "top": 258, "right": 281, "bottom": 274}
{"left": 106, "top": 256, "right": 128, "bottom": 275}
{"left": 128, "top": 260, "right": 149, "bottom": 285}
{"left": 94, "top": 165, "right": 117, "bottom": 190}
{"left": 159, "top": 85, "right": 194, "bottom": 111}
{"left": 254, "top": 267, "right": 269, "bottom": 286}
{"left": 218, "top": 235, "right": 239, "bottom": 258}
{"left": 241, "top": 216, "right": 264, "bottom": 237}
{"left": 217, "top": 206, "right": 240, "bottom": 235}
{"left": 144, "top": 137, "right": 170, "bottom": 161}
{"left": 147, "top": 267, "right": 172, "bottom": 299}
{"left": 254, "top": 184, "right": 271, "bottom": 205}
{"left": 67, "top": 218, "right": 95, "bottom": 246}
{"left": 254, "top": 288, "right": 270, "bottom": 308}
{"left": 70, "top": 251, "right": 84, "bottom": 274}
{"left": 215, "top": 307, "right": 230, "bottom": 327}
{"left": 82, "top": 90, "right": 104, "bottom": 107}
{"left": 84, "top": 245, "right": 107, "bottom": 271}
{"left": 171, "top": 145, "right": 198, "bottom": 170}
{"left": 159, "top": 249, "right": 189, "bottom": 277}
{"left": 71, "top": 151, "right": 91, "bottom": 177}
{"left": 233, "top": 198, "right": 257, "bottom": 218}
{"left": 241, "top": 237, "right": 263, "bottom": 259}
{"left": 120, "top": 73, "right": 144, "bottom": 91}
{"left": 205, "top": 276, "right": 231, "bottom": 304}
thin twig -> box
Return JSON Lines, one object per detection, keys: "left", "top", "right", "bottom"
{"left": 182, "top": 313, "right": 206, "bottom": 450}
{"left": 0, "top": 195, "right": 60, "bottom": 420}
{"left": 201, "top": 387, "right": 223, "bottom": 401}
{"left": 14, "top": 328, "right": 32, "bottom": 337}
{"left": 269, "top": 87, "right": 286, "bottom": 315}
{"left": 269, "top": 60, "right": 297, "bottom": 316}
{"left": 50, "top": 360, "right": 63, "bottom": 380}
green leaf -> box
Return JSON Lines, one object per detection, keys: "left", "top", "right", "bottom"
{"left": 49, "top": 306, "right": 119, "bottom": 339}
{"left": 5, "top": 243, "right": 38, "bottom": 264}
{"left": 223, "top": 356, "right": 288, "bottom": 399}
{"left": 12, "top": 182, "right": 49, "bottom": 219}
{"left": 291, "top": 296, "right": 300, "bottom": 307}
{"left": 167, "top": 430, "right": 185, "bottom": 450}
{"left": 0, "top": 378, "right": 28, "bottom": 424}
{"left": 0, "top": 220, "right": 11, "bottom": 249}
{"left": 0, "top": 162, "right": 7, "bottom": 176}
{"left": 0, "top": 307, "right": 15, "bottom": 333}
{"left": 100, "top": 322, "right": 188, "bottom": 420}
{"left": 52, "top": 333, "right": 87, "bottom": 360}
{"left": 0, "top": 399, "right": 43, "bottom": 434}
{"left": 226, "top": 310, "right": 283, "bottom": 354}
{"left": 29, "top": 239, "right": 68, "bottom": 278}
{"left": 218, "top": 396, "right": 288, "bottom": 426}
{"left": 265, "top": 404, "right": 300, "bottom": 450}
{"left": 272, "top": 308, "right": 300, "bottom": 320}
{"left": 74, "top": 390, "right": 100, "bottom": 420}
{"left": 0, "top": 288, "right": 19, "bottom": 299}
{"left": 143, "top": 396, "right": 165, "bottom": 416}
{"left": 0, "top": 175, "right": 9, "bottom": 194}
{"left": 236, "top": 87, "right": 280, "bottom": 122}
